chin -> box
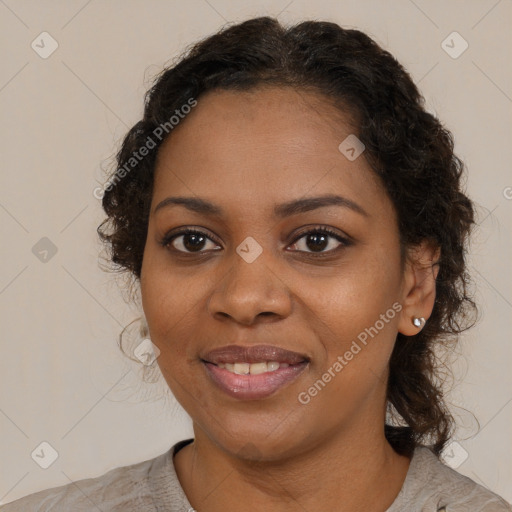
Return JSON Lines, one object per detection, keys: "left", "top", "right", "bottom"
{"left": 203, "top": 423, "right": 307, "bottom": 463}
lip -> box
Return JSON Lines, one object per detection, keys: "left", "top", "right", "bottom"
{"left": 201, "top": 344, "right": 310, "bottom": 400}
{"left": 202, "top": 344, "right": 309, "bottom": 365}
{"left": 203, "top": 360, "right": 309, "bottom": 400}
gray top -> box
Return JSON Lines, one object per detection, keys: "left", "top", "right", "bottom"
{"left": 2, "top": 438, "right": 510, "bottom": 511}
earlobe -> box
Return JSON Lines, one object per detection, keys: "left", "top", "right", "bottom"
{"left": 412, "top": 316, "right": 426, "bottom": 329}
{"left": 397, "top": 241, "right": 440, "bottom": 336}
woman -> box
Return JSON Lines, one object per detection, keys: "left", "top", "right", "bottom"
{"left": 4, "top": 16, "right": 510, "bottom": 512}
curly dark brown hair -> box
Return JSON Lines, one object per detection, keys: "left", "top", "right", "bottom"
{"left": 97, "top": 16, "right": 477, "bottom": 458}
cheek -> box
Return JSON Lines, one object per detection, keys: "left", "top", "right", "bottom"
{"left": 297, "top": 251, "right": 402, "bottom": 409}
{"left": 140, "top": 255, "right": 218, "bottom": 366}
{"left": 302, "top": 251, "right": 401, "bottom": 343}
{"left": 141, "top": 247, "right": 196, "bottom": 317}
{"left": 299, "top": 278, "right": 399, "bottom": 419}
{"left": 140, "top": 264, "right": 208, "bottom": 403}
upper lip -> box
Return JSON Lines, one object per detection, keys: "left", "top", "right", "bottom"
{"left": 202, "top": 344, "right": 309, "bottom": 365}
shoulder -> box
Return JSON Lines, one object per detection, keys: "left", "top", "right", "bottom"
{"left": 0, "top": 451, "right": 167, "bottom": 512}
{"left": 389, "top": 446, "right": 512, "bottom": 512}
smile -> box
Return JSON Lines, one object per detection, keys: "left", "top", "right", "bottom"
{"left": 217, "top": 361, "right": 290, "bottom": 375}
{"left": 203, "top": 360, "right": 308, "bottom": 400}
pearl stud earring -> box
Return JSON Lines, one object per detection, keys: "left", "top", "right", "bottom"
{"left": 412, "top": 317, "right": 426, "bottom": 329}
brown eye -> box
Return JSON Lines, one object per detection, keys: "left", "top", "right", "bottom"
{"left": 288, "top": 228, "right": 349, "bottom": 254}
{"left": 163, "top": 229, "right": 221, "bottom": 253}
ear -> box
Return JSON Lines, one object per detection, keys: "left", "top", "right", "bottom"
{"left": 397, "top": 240, "right": 441, "bottom": 336}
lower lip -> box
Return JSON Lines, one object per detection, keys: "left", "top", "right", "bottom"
{"left": 203, "top": 361, "right": 308, "bottom": 400}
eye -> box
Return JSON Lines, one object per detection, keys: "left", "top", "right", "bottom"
{"left": 288, "top": 227, "right": 350, "bottom": 254}
{"left": 160, "top": 226, "right": 351, "bottom": 256}
{"left": 161, "top": 228, "right": 221, "bottom": 254}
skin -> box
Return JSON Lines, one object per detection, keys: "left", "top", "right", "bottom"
{"left": 140, "top": 86, "right": 440, "bottom": 511}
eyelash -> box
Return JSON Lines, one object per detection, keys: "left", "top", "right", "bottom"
{"left": 159, "top": 226, "right": 352, "bottom": 257}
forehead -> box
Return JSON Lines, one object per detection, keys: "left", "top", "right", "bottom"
{"left": 152, "top": 86, "right": 386, "bottom": 218}
{"left": 156, "top": 86, "right": 359, "bottom": 163}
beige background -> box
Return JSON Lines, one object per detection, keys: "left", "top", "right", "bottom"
{"left": 1, "top": 0, "right": 511, "bottom": 505}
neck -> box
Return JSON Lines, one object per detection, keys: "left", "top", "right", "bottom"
{"left": 174, "top": 422, "right": 411, "bottom": 512}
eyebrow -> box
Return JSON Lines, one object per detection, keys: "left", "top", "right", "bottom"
{"left": 153, "top": 194, "right": 368, "bottom": 218}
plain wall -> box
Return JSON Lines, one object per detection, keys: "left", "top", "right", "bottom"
{"left": 1, "top": 0, "right": 511, "bottom": 505}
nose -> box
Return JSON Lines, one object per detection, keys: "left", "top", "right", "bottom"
{"left": 207, "top": 249, "right": 293, "bottom": 326}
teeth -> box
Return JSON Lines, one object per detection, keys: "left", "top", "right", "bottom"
{"left": 249, "top": 362, "right": 267, "bottom": 375}
{"left": 217, "top": 361, "right": 290, "bottom": 374}
{"left": 234, "top": 362, "right": 249, "bottom": 375}
{"left": 267, "top": 361, "right": 280, "bottom": 372}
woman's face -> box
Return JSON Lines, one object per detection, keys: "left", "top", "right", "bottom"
{"left": 140, "top": 86, "right": 413, "bottom": 460}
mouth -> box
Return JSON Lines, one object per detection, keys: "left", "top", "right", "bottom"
{"left": 201, "top": 344, "right": 310, "bottom": 400}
